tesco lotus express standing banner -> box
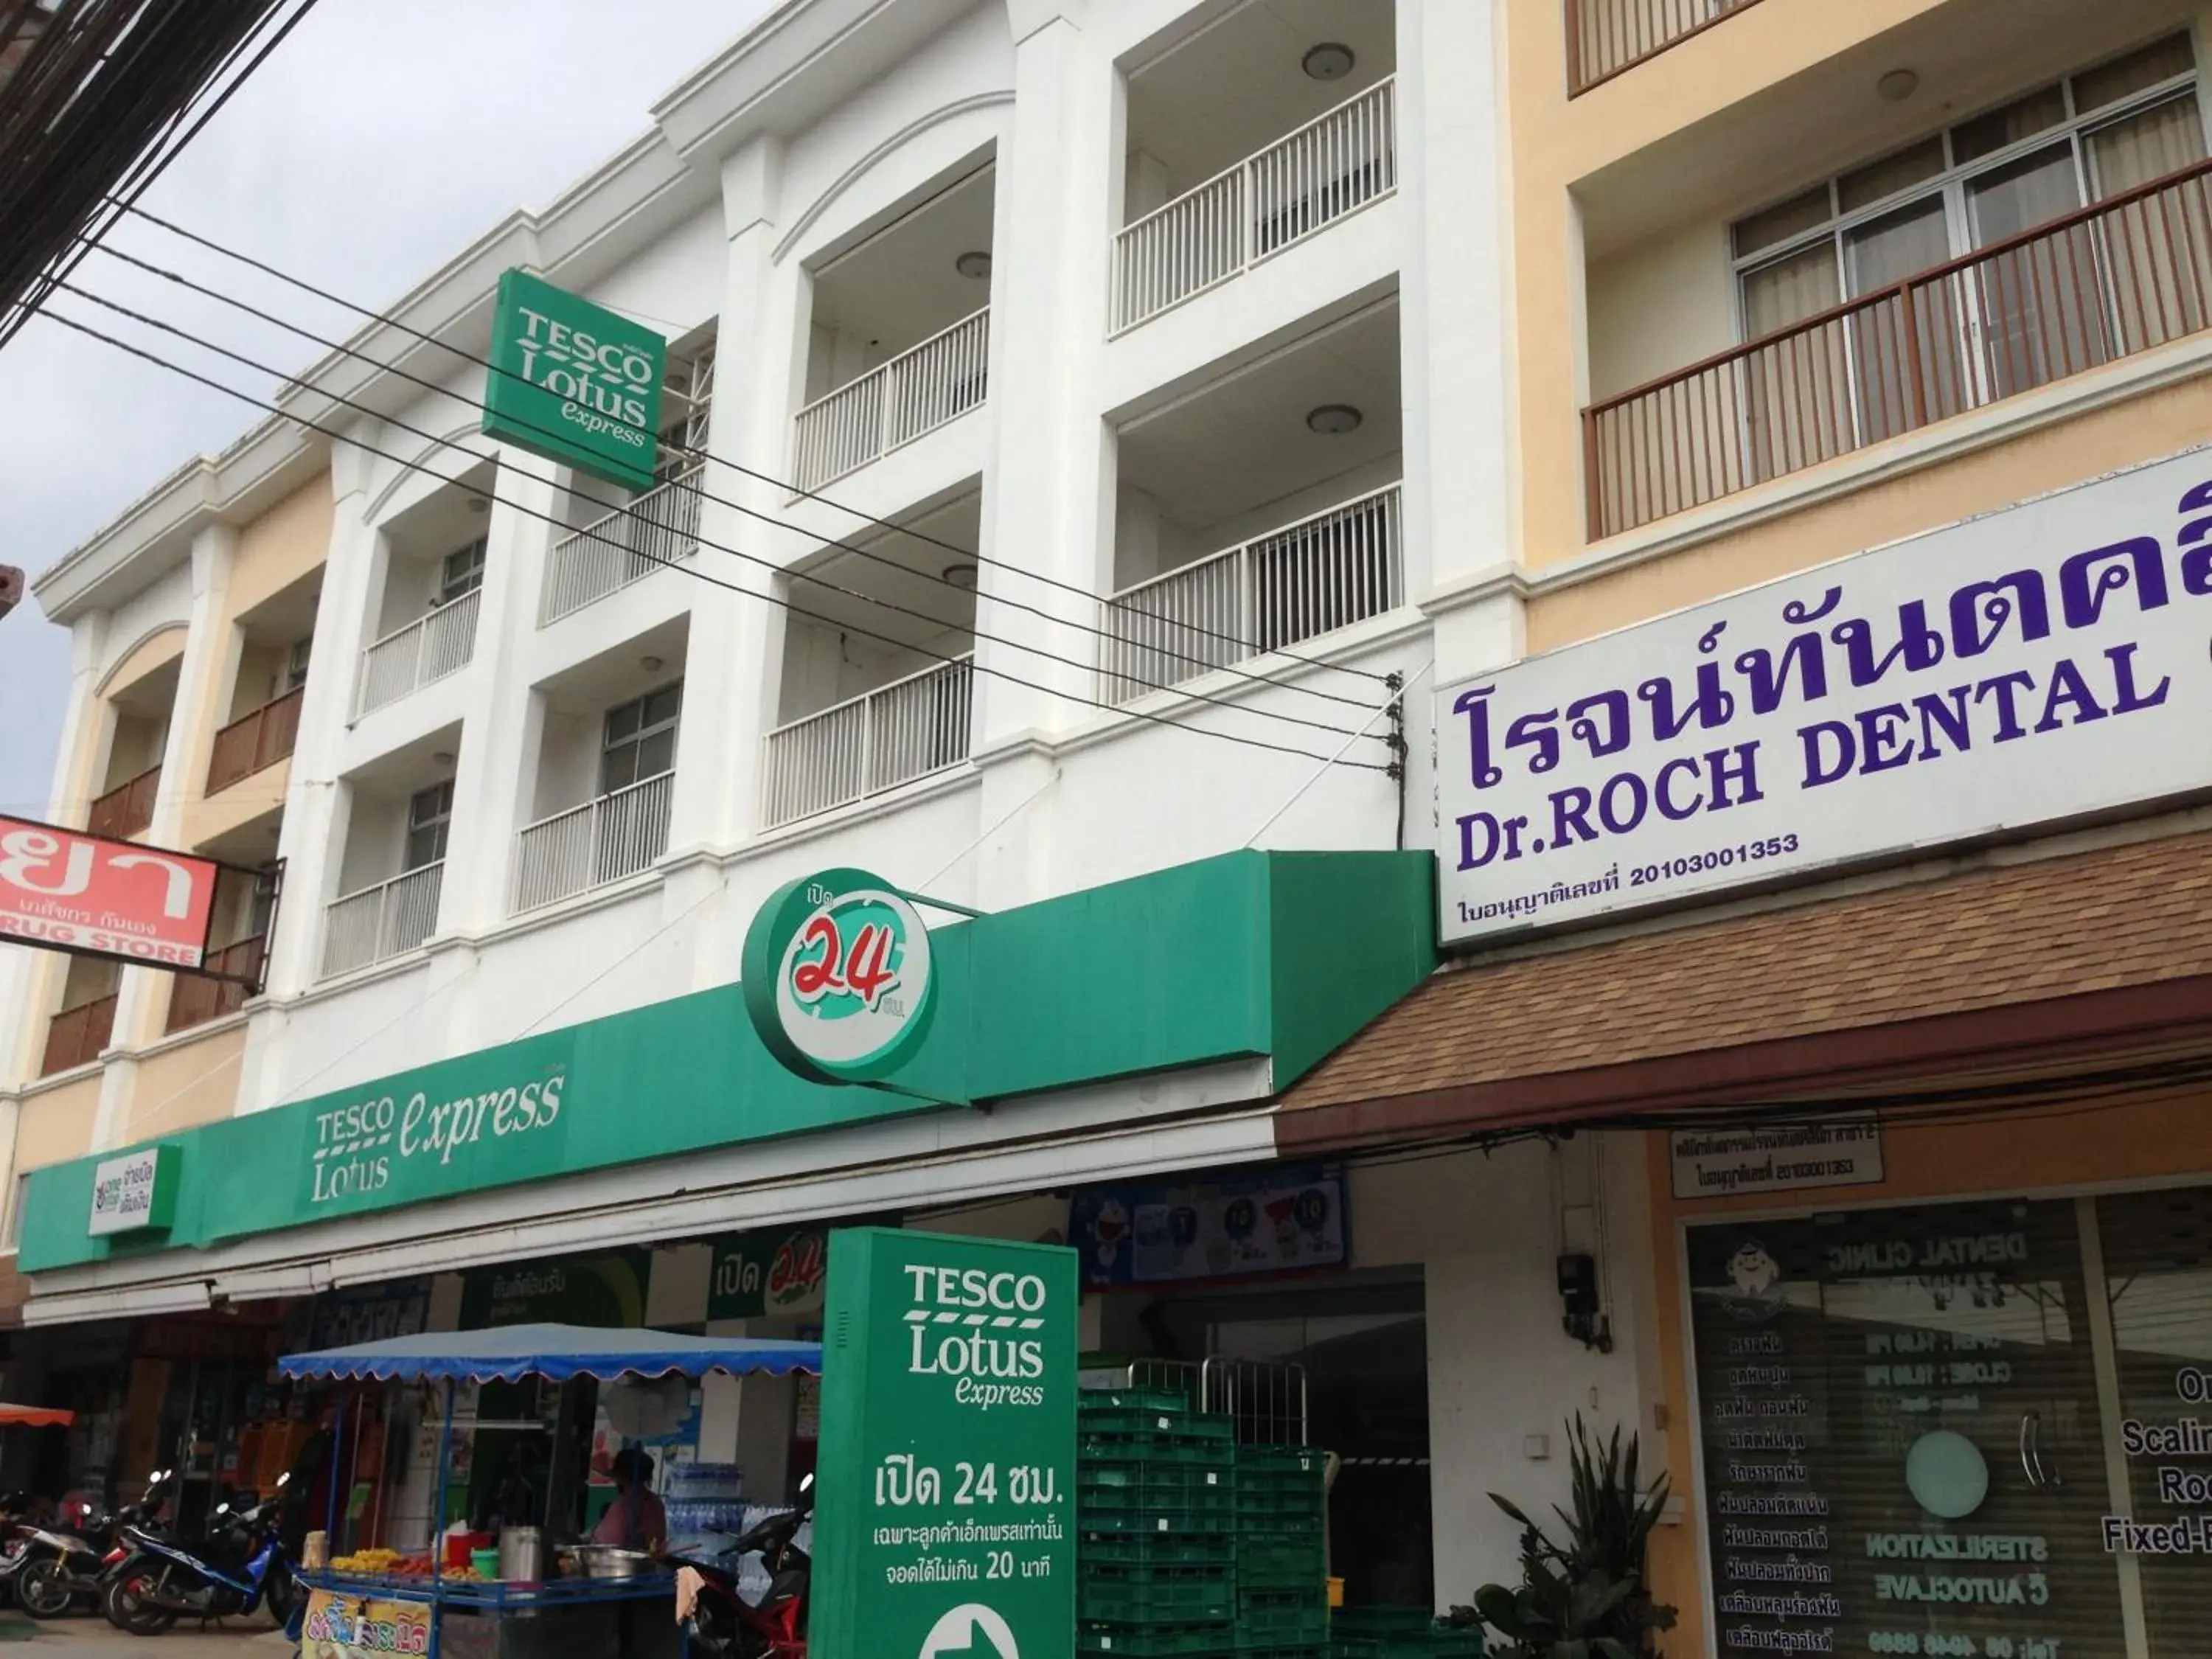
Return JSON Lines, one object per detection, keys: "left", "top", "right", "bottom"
{"left": 812, "top": 1228, "right": 1076, "bottom": 1659}
{"left": 1436, "top": 448, "right": 2212, "bottom": 946}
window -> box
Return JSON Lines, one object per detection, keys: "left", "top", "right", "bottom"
{"left": 280, "top": 638, "right": 310, "bottom": 697}
{"left": 600, "top": 683, "right": 681, "bottom": 794}
{"left": 1727, "top": 35, "right": 2207, "bottom": 459}
{"left": 1, "top": 1173, "right": 27, "bottom": 1252}
{"left": 404, "top": 780, "right": 454, "bottom": 870}
{"left": 438, "top": 539, "right": 487, "bottom": 606}
{"left": 652, "top": 347, "right": 714, "bottom": 489}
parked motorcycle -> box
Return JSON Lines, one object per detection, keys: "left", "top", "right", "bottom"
{"left": 14, "top": 1472, "right": 176, "bottom": 1620}
{"left": 102, "top": 1473, "right": 297, "bottom": 1635}
{"left": 674, "top": 1475, "right": 813, "bottom": 1659}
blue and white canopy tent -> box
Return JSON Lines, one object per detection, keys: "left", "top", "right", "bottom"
{"left": 277, "top": 1324, "right": 825, "bottom": 1655}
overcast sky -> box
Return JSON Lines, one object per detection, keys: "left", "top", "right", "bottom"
{"left": 0, "top": 0, "right": 773, "bottom": 821}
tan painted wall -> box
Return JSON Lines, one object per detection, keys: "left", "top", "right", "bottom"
{"left": 1638, "top": 1085, "right": 2212, "bottom": 1658}
{"left": 120, "top": 1025, "right": 246, "bottom": 1142}
{"left": 13, "top": 1076, "right": 99, "bottom": 1172}
{"left": 1585, "top": 218, "right": 1733, "bottom": 405}
{"left": 228, "top": 473, "right": 333, "bottom": 619}
{"left": 93, "top": 625, "right": 187, "bottom": 703}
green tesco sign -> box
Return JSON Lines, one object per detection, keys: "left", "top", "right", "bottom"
{"left": 481, "top": 268, "right": 667, "bottom": 492}
{"left": 813, "top": 1228, "right": 1076, "bottom": 1659}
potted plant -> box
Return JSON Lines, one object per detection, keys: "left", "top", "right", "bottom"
{"left": 1449, "top": 1415, "right": 1677, "bottom": 1659}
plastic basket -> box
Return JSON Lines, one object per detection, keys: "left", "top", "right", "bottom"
{"left": 1235, "top": 1540, "right": 1325, "bottom": 1588}
{"left": 1079, "top": 1507, "right": 1237, "bottom": 1537}
{"left": 1237, "top": 1590, "right": 1328, "bottom": 1645}
{"left": 1079, "top": 1621, "right": 1236, "bottom": 1656}
{"left": 1079, "top": 1568, "right": 1236, "bottom": 1624}
{"left": 1080, "top": 1534, "right": 1236, "bottom": 1569}
{"left": 1080, "top": 1387, "right": 1195, "bottom": 1415}
{"left": 1332, "top": 1608, "right": 1441, "bottom": 1636}
{"left": 1082, "top": 1464, "right": 1234, "bottom": 1498}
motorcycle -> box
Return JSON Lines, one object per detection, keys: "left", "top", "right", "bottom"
{"left": 14, "top": 1470, "right": 176, "bottom": 1619}
{"left": 102, "top": 1473, "right": 298, "bottom": 1635}
{"left": 674, "top": 1475, "right": 813, "bottom": 1659}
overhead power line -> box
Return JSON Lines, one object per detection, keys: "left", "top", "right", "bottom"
{"left": 44, "top": 305, "right": 1389, "bottom": 775}
{"left": 74, "top": 237, "right": 1389, "bottom": 721}
{"left": 55, "top": 275, "right": 1386, "bottom": 747}
{"left": 104, "top": 195, "right": 1399, "bottom": 690}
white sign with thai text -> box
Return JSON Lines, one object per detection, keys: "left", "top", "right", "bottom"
{"left": 1669, "top": 1116, "right": 1885, "bottom": 1200}
{"left": 88, "top": 1148, "right": 164, "bottom": 1236}
{"left": 1436, "top": 448, "right": 2212, "bottom": 945}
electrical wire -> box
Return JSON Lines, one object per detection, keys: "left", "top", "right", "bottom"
{"left": 102, "top": 195, "right": 1399, "bottom": 689}
{"left": 43, "top": 305, "right": 1386, "bottom": 773}
{"left": 53, "top": 276, "right": 1387, "bottom": 748}
{"left": 77, "top": 234, "right": 1392, "bottom": 720}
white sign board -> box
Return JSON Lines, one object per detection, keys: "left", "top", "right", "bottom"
{"left": 1669, "top": 1116, "right": 1885, "bottom": 1200}
{"left": 1436, "top": 449, "right": 2212, "bottom": 945}
{"left": 87, "top": 1147, "right": 165, "bottom": 1236}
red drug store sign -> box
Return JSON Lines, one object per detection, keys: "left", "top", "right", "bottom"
{"left": 0, "top": 815, "right": 221, "bottom": 969}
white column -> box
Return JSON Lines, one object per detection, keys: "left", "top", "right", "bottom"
{"left": 969, "top": 0, "right": 1120, "bottom": 911}
{"left": 1398, "top": 0, "right": 1523, "bottom": 686}
{"left": 441, "top": 447, "right": 560, "bottom": 934}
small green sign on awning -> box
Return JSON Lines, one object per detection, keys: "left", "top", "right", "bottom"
{"left": 481, "top": 268, "right": 667, "bottom": 493}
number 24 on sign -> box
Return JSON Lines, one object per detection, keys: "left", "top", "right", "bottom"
{"left": 876, "top": 1455, "right": 1058, "bottom": 1507}
{"left": 792, "top": 914, "right": 900, "bottom": 1008}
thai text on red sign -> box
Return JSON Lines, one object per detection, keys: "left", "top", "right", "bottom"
{"left": 0, "top": 816, "right": 220, "bottom": 969}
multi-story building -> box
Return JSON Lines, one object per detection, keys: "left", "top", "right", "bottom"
{"left": 1, "top": 0, "right": 2210, "bottom": 1651}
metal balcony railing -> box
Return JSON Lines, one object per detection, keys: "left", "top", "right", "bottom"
{"left": 792, "top": 307, "right": 991, "bottom": 492}
{"left": 760, "top": 654, "right": 975, "bottom": 829}
{"left": 206, "top": 685, "right": 304, "bottom": 793}
{"left": 1566, "top": 0, "right": 1767, "bottom": 96}
{"left": 321, "top": 862, "right": 442, "bottom": 978}
{"left": 1111, "top": 78, "right": 1397, "bottom": 335}
{"left": 355, "top": 588, "right": 480, "bottom": 717}
{"left": 542, "top": 466, "right": 705, "bottom": 625}
{"left": 1100, "top": 484, "right": 1403, "bottom": 703}
{"left": 510, "top": 771, "right": 675, "bottom": 914}
{"left": 88, "top": 762, "right": 160, "bottom": 840}
{"left": 40, "top": 993, "right": 117, "bottom": 1076}
{"left": 1583, "top": 156, "right": 2212, "bottom": 538}
{"left": 164, "top": 934, "right": 266, "bottom": 1034}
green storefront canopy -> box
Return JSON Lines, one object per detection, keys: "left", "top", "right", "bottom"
{"left": 19, "top": 851, "right": 1434, "bottom": 1275}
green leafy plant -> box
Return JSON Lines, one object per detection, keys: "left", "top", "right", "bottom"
{"left": 1449, "top": 1416, "right": 1677, "bottom": 1659}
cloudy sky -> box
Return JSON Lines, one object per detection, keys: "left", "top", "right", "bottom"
{"left": 0, "top": 0, "right": 773, "bottom": 821}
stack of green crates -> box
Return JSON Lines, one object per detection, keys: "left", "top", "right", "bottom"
{"left": 1078, "top": 1388, "right": 1238, "bottom": 1656}
{"left": 1231, "top": 1444, "right": 1329, "bottom": 1659}
{"left": 1330, "top": 1607, "right": 1484, "bottom": 1658}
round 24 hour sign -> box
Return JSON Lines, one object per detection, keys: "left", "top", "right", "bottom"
{"left": 742, "top": 869, "right": 938, "bottom": 1085}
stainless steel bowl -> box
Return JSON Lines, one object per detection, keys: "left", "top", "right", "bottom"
{"left": 571, "top": 1545, "right": 655, "bottom": 1581}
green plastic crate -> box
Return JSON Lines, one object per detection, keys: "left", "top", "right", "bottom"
{"left": 1234, "top": 1485, "right": 1324, "bottom": 1518}
{"left": 1081, "top": 1387, "right": 1195, "bottom": 1415}
{"left": 1332, "top": 1608, "right": 1439, "bottom": 1636}
{"left": 1080, "top": 1506, "right": 1237, "bottom": 1537}
{"left": 1236, "top": 1446, "right": 1324, "bottom": 1474}
{"left": 1237, "top": 1590, "right": 1328, "bottom": 1646}
{"left": 1079, "top": 1621, "right": 1236, "bottom": 1656}
{"left": 1082, "top": 1463, "right": 1234, "bottom": 1497}
{"left": 1080, "top": 1534, "right": 1237, "bottom": 1569}
{"left": 1079, "top": 1568, "right": 1236, "bottom": 1624}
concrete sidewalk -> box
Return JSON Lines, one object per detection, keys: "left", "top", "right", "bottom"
{"left": 3, "top": 1615, "right": 293, "bottom": 1656}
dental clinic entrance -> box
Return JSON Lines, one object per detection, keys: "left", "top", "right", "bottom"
{"left": 1683, "top": 1180, "right": 2212, "bottom": 1659}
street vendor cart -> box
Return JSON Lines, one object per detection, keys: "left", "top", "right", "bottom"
{"left": 280, "top": 1324, "right": 819, "bottom": 1659}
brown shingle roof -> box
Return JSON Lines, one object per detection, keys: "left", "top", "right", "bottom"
{"left": 1283, "top": 830, "right": 2212, "bottom": 1119}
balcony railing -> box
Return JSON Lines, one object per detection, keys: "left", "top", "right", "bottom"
{"left": 1566, "top": 0, "right": 1767, "bottom": 96}
{"left": 1100, "top": 484, "right": 1403, "bottom": 703}
{"left": 1111, "top": 78, "right": 1397, "bottom": 335}
{"left": 321, "top": 862, "right": 442, "bottom": 978}
{"left": 41, "top": 993, "right": 116, "bottom": 1076}
{"left": 542, "top": 466, "right": 705, "bottom": 625}
{"left": 164, "top": 935, "right": 266, "bottom": 1034}
{"left": 88, "top": 762, "right": 160, "bottom": 840}
{"left": 355, "top": 588, "right": 480, "bottom": 717}
{"left": 792, "top": 308, "right": 991, "bottom": 492}
{"left": 511, "top": 771, "right": 675, "bottom": 914}
{"left": 206, "top": 686, "right": 304, "bottom": 794}
{"left": 760, "top": 654, "right": 975, "bottom": 830}
{"left": 1585, "top": 157, "right": 2212, "bottom": 539}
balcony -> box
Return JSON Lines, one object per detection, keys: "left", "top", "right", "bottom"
{"left": 792, "top": 308, "right": 990, "bottom": 493}
{"left": 88, "top": 763, "right": 159, "bottom": 840}
{"left": 355, "top": 589, "right": 480, "bottom": 717}
{"left": 163, "top": 935, "right": 265, "bottom": 1034}
{"left": 761, "top": 655, "right": 975, "bottom": 830}
{"left": 321, "top": 863, "right": 442, "bottom": 978}
{"left": 542, "top": 466, "right": 704, "bottom": 625}
{"left": 1112, "top": 78, "right": 1397, "bottom": 335}
{"left": 1566, "top": 0, "right": 1767, "bottom": 97}
{"left": 1584, "top": 156, "right": 2212, "bottom": 538}
{"left": 206, "top": 686, "right": 304, "bottom": 794}
{"left": 41, "top": 994, "right": 116, "bottom": 1076}
{"left": 511, "top": 771, "right": 674, "bottom": 914}
{"left": 1102, "top": 484, "right": 1402, "bottom": 703}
